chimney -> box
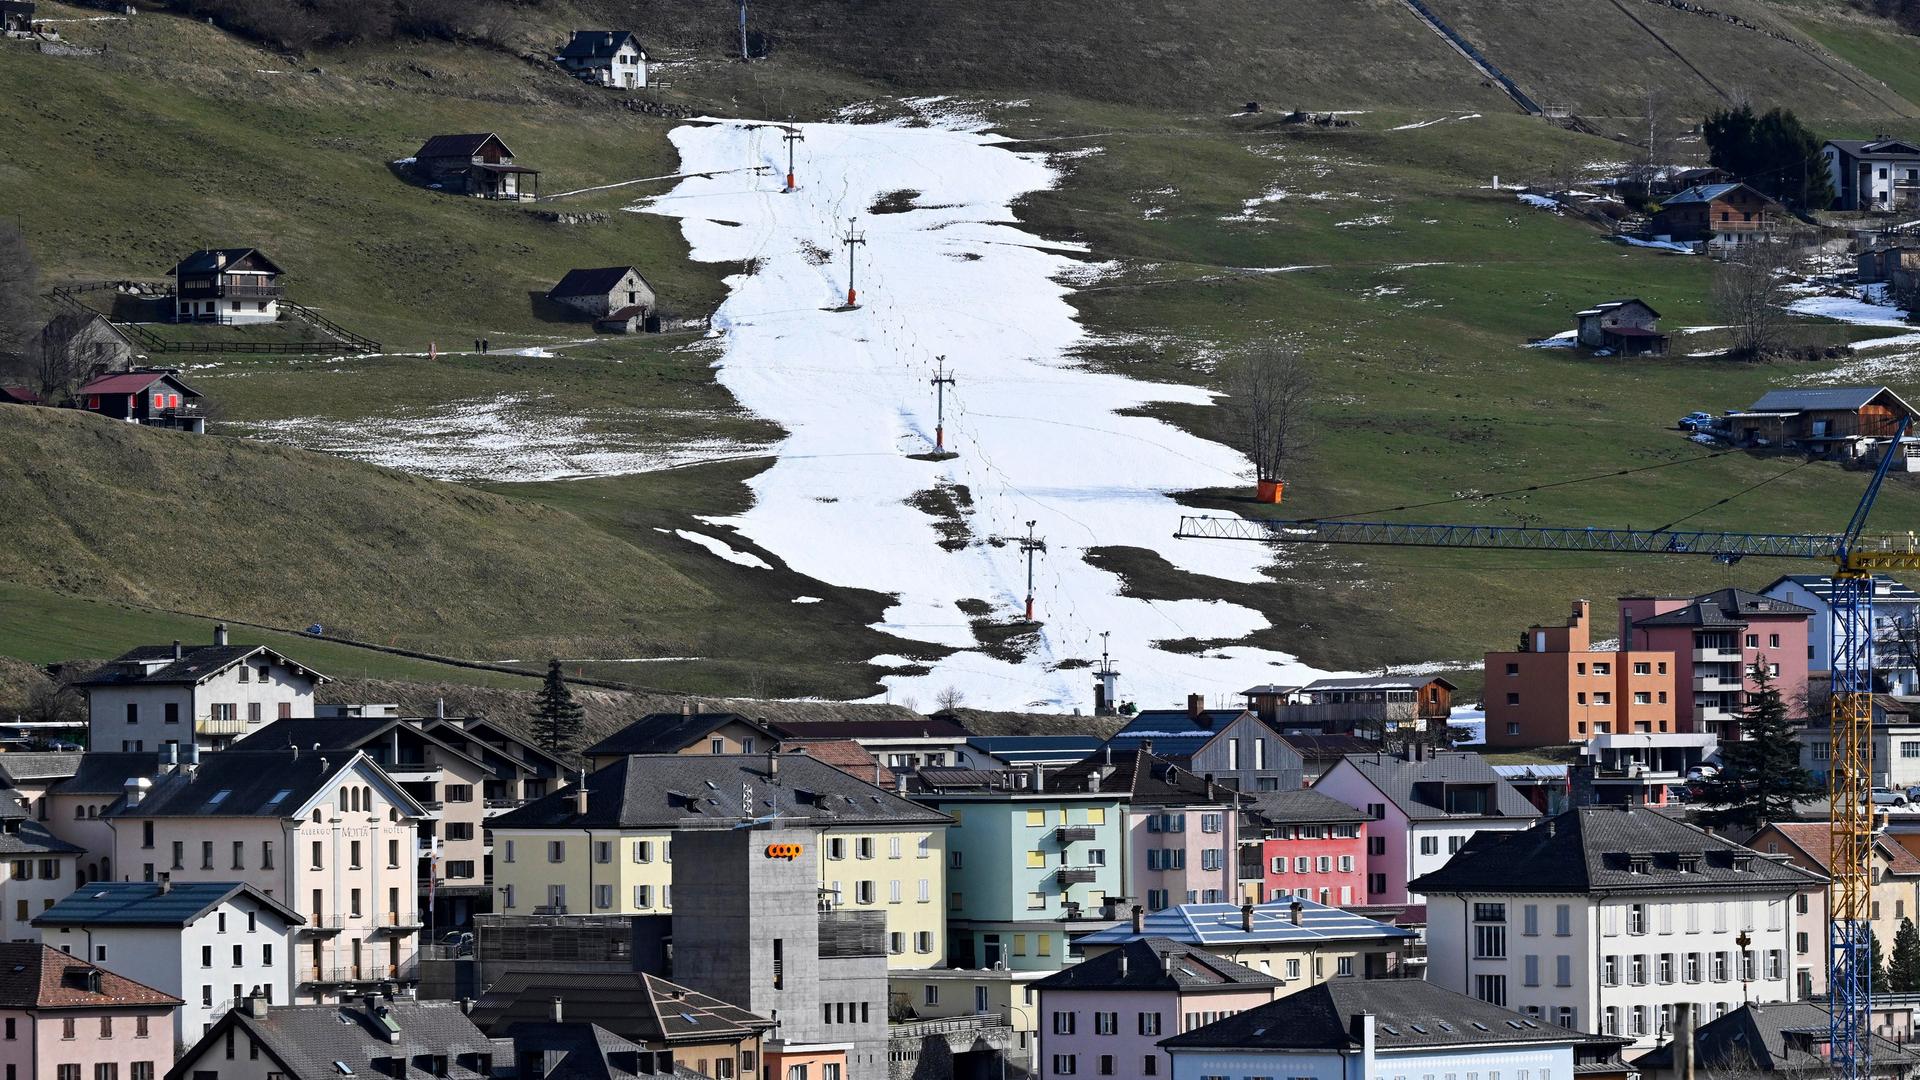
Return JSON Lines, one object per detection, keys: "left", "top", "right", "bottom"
{"left": 435, "top": 698, "right": 446, "bottom": 721}
{"left": 246, "top": 993, "right": 269, "bottom": 1019}
{"left": 1188, "top": 693, "right": 1205, "bottom": 720}
{"left": 1118, "top": 952, "right": 1129, "bottom": 978}
{"left": 682, "top": 700, "right": 694, "bottom": 718}
{"left": 1240, "top": 902, "right": 1254, "bottom": 933}
{"left": 1352, "top": 1013, "right": 1376, "bottom": 1068}
{"left": 214, "top": 251, "right": 227, "bottom": 269}
{"left": 1206, "top": 781, "right": 1217, "bottom": 802}
{"left": 1131, "top": 905, "right": 1144, "bottom": 934}
{"left": 171, "top": 640, "right": 182, "bottom": 660}
{"left": 573, "top": 775, "right": 590, "bottom": 817}
{"left": 155, "top": 871, "right": 171, "bottom": 895}
{"left": 1290, "top": 900, "right": 1304, "bottom": 925}
{"left": 213, "top": 623, "right": 228, "bottom": 646}
{"left": 290, "top": 744, "right": 299, "bottom": 762}
{"left": 1675, "top": 1002, "right": 1697, "bottom": 1080}
{"left": 123, "top": 777, "right": 150, "bottom": 808}
{"left": 458, "top": 998, "right": 473, "bottom": 1015}
{"left": 768, "top": 751, "right": 780, "bottom": 778}
{"left": 1161, "top": 951, "right": 1172, "bottom": 974}
{"left": 550, "top": 996, "right": 564, "bottom": 1024}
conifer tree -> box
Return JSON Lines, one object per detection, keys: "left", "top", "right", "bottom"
{"left": 1891, "top": 918, "right": 1920, "bottom": 992}
{"left": 530, "top": 659, "right": 586, "bottom": 753}
{"left": 1693, "top": 661, "right": 1821, "bottom": 831}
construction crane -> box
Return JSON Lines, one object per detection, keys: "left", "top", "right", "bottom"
{"left": 1177, "top": 418, "right": 1920, "bottom": 1080}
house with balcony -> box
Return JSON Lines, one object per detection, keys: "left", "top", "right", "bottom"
{"left": 1185, "top": 711, "right": 1307, "bottom": 792}
{"left": 0, "top": 944, "right": 180, "bottom": 1080}
{"left": 1312, "top": 746, "right": 1538, "bottom": 906}
{"left": 1485, "top": 599, "right": 1680, "bottom": 748}
{"left": 73, "top": 369, "right": 204, "bottom": 433}
{"left": 77, "top": 627, "right": 327, "bottom": 753}
{"left": 170, "top": 248, "right": 284, "bottom": 325}
{"left": 1412, "top": 806, "right": 1823, "bottom": 1053}
{"left": 411, "top": 132, "right": 539, "bottom": 200}
{"left": 1724, "top": 386, "right": 1919, "bottom": 461}
{"left": 913, "top": 768, "right": 1128, "bottom": 970}
{"left": 236, "top": 717, "right": 498, "bottom": 928}
{"left": 1824, "top": 138, "right": 1920, "bottom": 212}
{"left": 1651, "top": 183, "right": 1792, "bottom": 248}
{"left": 1763, "top": 575, "right": 1920, "bottom": 695}
{"left": 1073, "top": 897, "right": 1415, "bottom": 985}
{"left": 1032, "top": 936, "right": 1280, "bottom": 1080}
{"left": 1240, "top": 788, "right": 1368, "bottom": 906}
{"left": 33, "top": 879, "right": 302, "bottom": 1043}
{"left": 488, "top": 753, "right": 949, "bottom": 970}
{"left": 105, "top": 749, "right": 427, "bottom": 1002}
{"left": 1293, "top": 677, "right": 1456, "bottom": 739}
{"left": 581, "top": 710, "right": 778, "bottom": 770}
{"left": 411, "top": 711, "right": 570, "bottom": 809}
{"left": 1571, "top": 733, "right": 1717, "bottom": 810}
{"left": 1050, "top": 749, "right": 1245, "bottom": 913}
{"left": 556, "top": 30, "right": 648, "bottom": 88}
{"left": 1620, "top": 589, "right": 1813, "bottom": 740}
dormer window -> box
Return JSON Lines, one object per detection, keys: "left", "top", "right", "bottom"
{"left": 1628, "top": 855, "right": 1651, "bottom": 874}
{"left": 1678, "top": 854, "right": 1702, "bottom": 873}
{"left": 1732, "top": 854, "right": 1755, "bottom": 871}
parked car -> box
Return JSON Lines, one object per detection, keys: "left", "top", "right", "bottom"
{"left": 1872, "top": 788, "right": 1910, "bottom": 807}
{"left": 1678, "top": 411, "right": 1716, "bottom": 430}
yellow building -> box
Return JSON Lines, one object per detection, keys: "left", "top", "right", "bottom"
{"left": 490, "top": 753, "right": 950, "bottom": 969}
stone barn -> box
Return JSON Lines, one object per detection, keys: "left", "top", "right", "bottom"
{"left": 547, "top": 266, "right": 656, "bottom": 323}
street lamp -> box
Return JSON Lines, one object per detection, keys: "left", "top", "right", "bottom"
{"left": 1737, "top": 929, "right": 1754, "bottom": 1005}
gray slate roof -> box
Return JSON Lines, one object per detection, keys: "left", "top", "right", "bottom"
{"left": 1244, "top": 788, "right": 1368, "bottom": 826}
{"left": 1161, "top": 978, "right": 1597, "bottom": 1052}
{"left": 51, "top": 753, "right": 161, "bottom": 796}
{"left": 1743, "top": 386, "right": 1913, "bottom": 415}
{"left": 76, "top": 644, "right": 324, "bottom": 688}
{"left": 549, "top": 266, "right": 646, "bottom": 299}
{"left": 490, "top": 753, "right": 948, "bottom": 830}
{"left": 1031, "top": 937, "right": 1279, "bottom": 993}
{"left": 1048, "top": 748, "right": 1243, "bottom": 807}
{"left": 582, "top": 712, "right": 777, "bottom": 758}
{"left": 171, "top": 249, "right": 284, "bottom": 277}
{"left": 558, "top": 30, "right": 644, "bottom": 60}
{"left": 1326, "top": 750, "right": 1538, "bottom": 821}
{"left": 1631, "top": 588, "right": 1813, "bottom": 629}
{"left": 34, "top": 881, "right": 303, "bottom": 929}
{"left": 415, "top": 133, "right": 512, "bottom": 161}
{"left": 504, "top": 1022, "right": 707, "bottom": 1080}
{"left": 176, "top": 1000, "right": 504, "bottom": 1080}
{"left": 0, "top": 819, "right": 82, "bottom": 856}
{"left": 1634, "top": 1001, "right": 1920, "bottom": 1075}
{"left": 1409, "top": 806, "right": 1825, "bottom": 895}
{"left": 0, "top": 753, "right": 83, "bottom": 786}
{"left": 114, "top": 750, "right": 420, "bottom": 819}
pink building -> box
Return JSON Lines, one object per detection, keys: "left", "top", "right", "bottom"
{"left": 0, "top": 943, "right": 180, "bottom": 1080}
{"left": 1030, "top": 937, "right": 1280, "bottom": 1080}
{"left": 1242, "top": 790, "right": 1367, "bottom": 906}
{"left": 1619, "top": 589, "right": 1813, "bottom": 740}
{"left": 1051, "top": 750, "right": 1241, "bottom": 912}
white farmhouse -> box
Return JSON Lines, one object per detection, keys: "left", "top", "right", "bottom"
{"left": 556, "top": 30, "right": 647, "bottom": 89}
{"left": 35, "top": 879, "right": 302, "bottom": 1043}
{"left": 78, "top": 627, "right": 327, "bottom": 753}
{"left": 1412, "top": 806, "right": 1823, "bottom": 1056}
{"left": 1824, "top": 139, "right": 1920, "bottom": 212}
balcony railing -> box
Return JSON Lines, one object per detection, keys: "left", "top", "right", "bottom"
{"left": 304, "top": 965, "right": 398, "bottom": 986}
{"left": 297, "top": 915, "right": 347, "bottom": 933}
{"left": 890, "top": 1013, "right": 1011, "bottom": 1040}
{"left": 178, "top": 283, "right": 284, "bottom": 301}
{"left": 1055, "top": 868, "right": 1099, "bottom": 886}
{"left": 1693, "top": 646, "right": 1742, "bottom": 662}
{"left": 1695, "top": 674, "right": 1743, "bottom": 692}
{"left": 198, "top": 715, "right": 249, "bottom": 735}
{"left": 1055, "top": 826, "right": 1096, "bottom": 843}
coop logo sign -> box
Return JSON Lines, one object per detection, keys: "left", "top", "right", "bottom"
{"left": 765, "top": 843, "right": 805, "bottom": 861}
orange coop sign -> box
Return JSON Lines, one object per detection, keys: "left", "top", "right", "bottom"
{"left": 765, "top": 843, "right": 804, "bottom": 861}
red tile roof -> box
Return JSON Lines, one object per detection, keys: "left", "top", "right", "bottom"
{"left": 0, "top": 943, "right": 181, "bottom": 1010}
{"left": 0, "top": 385, "right": 43, "bottom": 405}
{"left": 783, "top": 738, "right": 897, "bottom": 788}
{"left": 76, "top": 372, "right": 168, "bottom": 396}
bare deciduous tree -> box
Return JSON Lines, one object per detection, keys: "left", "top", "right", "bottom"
{"left": 1627, "top": 90, "right": 1674, "bottom": 202}
{"left": 1218, "top": 344, "right": 1316, "bottom": 487}
{"left": 31, "top": 310, "right": 124, "bottom": 402}
{"left": 1892, "top": 271, "right": 1920, "bottom": 325}
{"left": 935, "top": 686, "right": 965, "bottom": 713}
{"left": 1712, "top": 243, "right": 1795, "bottom": 360}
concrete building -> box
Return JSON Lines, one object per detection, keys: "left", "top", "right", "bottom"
{"left": 33, "top": 880, "right": 302, "bottom": 1043}
{"left": 106, "top": 750, "right": 426, "bottom": 1003}
{"left": 912, "top": 770, "right": 1128, "bottom": 970}
{"left": 166, "top": 994, "right": 503, "bottom": 1080}
{"left": 1312, "top": 747, "right": 1538, "bottom": 906}
{"left": 1763, "top": 575, "right": 1920, "bottom": 695}
{"left": 770, "top": 716, "right": 972, "bottom": 773}
{"left": 581, "top": 711, "right": 778, "bottom": 771}
{"left": 1635, "top": 1001, "right": 1920, "bottom": 1080}
{"left": 0, "top": 943, "right": 180, "bottom": 1080}
{"left": 1572, "top": 734, "right": 1717, "bottom": 810}
{"left": 489, "top": 754, "right": 949, "bottom": 970}
{"left": 1159, "top": 979, "right": 1619, "bottom": 1080}
{"left": 1073, "top": 898, "right": 1415, "bottom": 986}
{"left": 887, "top": 966, "right": 1042, "bottom": 1073}
{"left": 0, "top": 796, "right": 84, "bottom": 942}
{"left": 1239, "top": 789, "right": 1368, "bottom": 906}
{"left": 1184, "top": 712, "right": 1307, "bottom": 792}
{"left": 1412, "top": 806, "right": 1823, "bottom": 1054}
{"left": 1032, "top": 937, "right": 1280, "bottom": 1080}
{"left": 1484, "top": 599, "right": 1680, "bottom": 748}
{"left": 1620, "top": 590, "right": 1814, "bottom": 740}
{"left": 1050, "top": 750, "right": 1243, "bottom": 912}
{"left": 78, "top": 629, "right": 327, "bottom": 753}
{"left": 1824, "top": 139, "right": 1920, "bottom": 212}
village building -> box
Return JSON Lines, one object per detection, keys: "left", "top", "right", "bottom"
{"left": 771, "top": 715, "right": 973, "bottom": 772}
{"left": 1824, "top": 139, "right": 1920, "bottom": 212}
{"left": 1859, "top": 244, "right": 1920, "bottom": 288}
{"left": 166, "top": 994, "right": 503, "bottom": 1080}
{"left": 1075, "top": 897, "right": 1415, "bottom": 985}
{"left": 1104, "top": 698, "right": 1262, "bottom": 760}
{"left": 106, "top": 749, "right": 427, "bottom": 1003}
{"left": 77, "top": 628, "right": 327, "bottom": 753}
{"left": 72, "top": 370, "right": 204, "bottom": 433}
{"left": 1290, "top": 676, "right": 1456, "bottom": 739}
{"left": 1049, "top": 749, "right": 1244, "bottom": 913}
{"left": 581, "top": 710, "right": 778, "bottom": 770}
{"left": 557, "top": 30, "right": 648, "bottom": 89}
{"left": 505, "top": 1019, "right": 711, "bottom": 1080}
{"left": 547, "top": 266, "right": 657, "bottom": 328}
{"left": 171, "top": 248, "right": 284, "bottom": 325}
{"left": 1763, "top": 575, "right": 1920, "bottom": 695}
{"left": 1159, "top": 979, "right": 1628, "bottom": 1080}
{"left": 406, "top": 710, "right": 571, "bottom": 807}
{"left": 887, "top": 964, "right": 1042, "bottom": 1072}
{"left": 1725, "top": 386, "right": 1920, "bottom": 462}
{"left": 1485, "top": 599, "right": 1680, "bottom": 747}
{"left": 954, "top": 736, "right": 1104, "bottom": 772}
{"left": 34, "top": 879, "right": 303, "bottom": 1042}
{"left": 1635, "top": 1001, "right": 1920, "bottom": 1080}
{"left": 1651, "top": 183, "right": 1791, "bottom": 248}
{"left": 37, "top": 311, "right": 136, "bottom": 382}
{"left": 1031, "top": 936, "right": 1280, "bottom": 1080}
{"left": 0, "top": 2, "right": 35, "bottom": 34}
{"left": 1239, "top": 788, "right": 1368, "bottom": 906}
{"left": 0, "top": 943, "right": 180, "bottom": 1080}
{"left": 779, "top": 739, "right": 897, "bottom": 788}
{"left": 0, "top": 385, "right": 42, "bottom": 406}
{"left": 488, "top": 753, "right": 949, "bottom": 970}
{"left": 1619, "top": 589, "right": 1813, "bottom": 739}
{"left": 1311, "top": 746, "right": 1538, "bottom": 905}
{"left": 0, "top": 795, "right": 84, "bottom": 942}
{"left": 411, "top": 133, "right": 539, "bottom": 200}
{"left": 1181, "top": 710, "right": 1308, "bottom": 792}
{"left": 1413, "top": 806, "right": 1823, "bottom": 1054}
{"left": 1568, "top": 733, "right": 1717, "bottom": 811}
{"left": 1799, "top": 694, "right": 1920, "bottom": 793}
{"left": 1573, "top": 299, "right": 1670, "bottom": 357}
{"left": 469, "top": 970, "right": 772, "bottom": 1079}
{"left": 1744, "top": 820, "right": 1920, "bottom": 998}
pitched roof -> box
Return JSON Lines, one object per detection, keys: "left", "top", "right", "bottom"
{"left": 1160, "top": 979, "right": 1594, "bottom": 1052}
{"left": 548, "top": 266, "right": 647, "bottom": 299}
{"left": 769, "top": 714, "right": 971, "bottom": 741}
{"left": 1302, "top": 676, "right": 1458, "bottom": 693}
{"left": 582, "top": 712, "right": 778, "bottom": 758}
{"left": 76, "top": 643, "right": 326, "bottom": 689}
{"left": 0, "top": 752, "right": 83, "bottom": 786}
{"left": 1048, "top": 748, "right": 1243, "bottom": 807}
{"left": 1631, "top": 588, "right": 1813, "bottom": 629}
{"left": 238, "top": 718, "right": 492, "bottom": 774}
{"left": 193, "top": 999, "right": 502, "bottom": 1080}
{"left": 169, "top": 248, "right": 284, "bottom": 277}
{"left": 76, "top": 370, "right": 200, "bottom": 399}
{"left": 1662, "top": 182, "right": 1756, "bottom": 205}
{"left": 34, "top": 881, "right": 303, "bottom": 928}
{"left": 1762, "top": 575, "right": 1920, "bottom": 605}
{"left": 470, "top": 971, "right": 771, "bottom": 1044}
{"left": 1244, "top": 788, "right": 1369, "bottom": 826}
{"left": 1751, "top": 822, "right": 1920, "bottom": 877}
{"left": 0, "top": 819, "right": 83, "bottom": 856}
{"left": 415, "top": 133, "right": 512, "bottom": 160}
{"left": 1827, "top": 139, "right": 1920, "bottom": 159}
{"left": 0, "top": 385, "right": 44, "bottom": 405}
{"left": 1743, "top": 386, "right": 1914, "bottom": 416}
{"left": 1280, "top": 733, "right": 1379, "bottom": 761}
{"left": 0, "top": 943, "right": 181, "bottom": 1010}
{"left": 1074, "top": 897, "right": 1414, "bottom": 949}
{"left": 503, "top": 1022, "right": 707, "bottom": 1080}
{"left": 490, "top": 753, "right": 948, "bottom": 830}
{"left": 1324, "top": 749, "right": 1538, "bottom": 821}
{"left": 1032, "top": 937, "right": 1279, "bottom": 993}
{"left": 1409, "top": 806, "right": 1825, "bottom": 895}
{"left": 558, "top": 30, "right": 644, "bottom": 60}
{"left": 1634, "top": 1001, "right": 1920, "bottom": 1074}
{"left": 50, "top": 753, "right": 160, "bottom": 796}
{"left": 113, "top": 750, "right": 424, "bottom": 820}
{"left": 781, "top": 738, "right": 897, "bottom": 788}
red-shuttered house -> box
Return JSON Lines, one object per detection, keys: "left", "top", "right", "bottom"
{"left": 74, "top": 370, "right": 204, "bottom": 433}
{"left": 1241, "top": 788, "right": 1369, "bottom": 906}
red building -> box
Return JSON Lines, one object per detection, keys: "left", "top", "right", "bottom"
{"left": 1618, "top": 588, "right": 1813, "bottom": 740}
{"left": 1240, "top": 788, "right": 1368, "bottom": 907}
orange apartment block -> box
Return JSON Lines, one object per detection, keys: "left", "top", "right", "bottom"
{"left": 1484, "top": 600, "right": 1679, "bottom": 748}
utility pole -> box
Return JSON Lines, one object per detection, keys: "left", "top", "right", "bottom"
{"left": 930, "top": 355, "right": 956, "bottom": 453}
{"left": 782, "top": 120, "right": 804, "bottom": 191}
{"left": 842, "top": 217, "right": 866, "bottom": 307}
{"left": 737, "top": 0, "right": 749, "bottom": 60}
{"left": 1018, "top": 520, "right": 1046, "bottom": 622}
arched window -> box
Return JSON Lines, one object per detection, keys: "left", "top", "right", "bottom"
{"left": 361, "top": 786, "right": 372, "bottom": 811}
{"left": 340, "top": 787, "right": 350, "bottom": 811}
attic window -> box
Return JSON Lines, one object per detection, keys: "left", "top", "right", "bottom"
{"left": 1678, "top": 853, "right": 1702, "bottom": 873}
{"left": 1471, "top": 1022, "right": 1491, "bottom": 1032}
{"left": 1627, "top": 854, "right": 1651, "bottom": 874}
{"left": 207, "top": 791, "right": 231, "bottom": 807}
{"left": 1732, "top": 853, "right": 1755, "bottom": 871}
{"left": 1506, "top": 1020, "right": 1525, "bottom": 1030}
{"left": 1379, "top": 1025, "right": 1401, "bottom": 1036}
{"left": 265, "top": 790, "right": 293, "bottom": 807}
{"left": 1436, "top": 1022, "right": 1454, "bottom": 1032}
{"left": 335, "top": 1064, "right": 355, "bottom": 1076}
{"left": 1409, "top": 1024, "right": 1428, "bottom": 1034}
{"left": 679, "top": 1013, "right": 699, "bottom": 1025}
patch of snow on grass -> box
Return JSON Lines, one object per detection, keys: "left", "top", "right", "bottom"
{"left": 1515, "top": 193, "right": 1562, "bottom": 212}
{"left": 792, "top": 596, "right": 824, "bottom": 604}
{"left": 1334, "top": 215, "right": 1391, "bottom": 229}
{"left": 1392, "top": 114, "right": 1481, "bottom": 131}
{"left": 1788, "top": 287, "right": 1912, "bottom": 328}
{"left": 641, "top": 116, "right": 1347, "bottom": 708}
{"left": 1615, "top": 236, "right": 1694, "bottom": 254}
{"left": 1525, "top": 331, "right": 1578, "bottom": 349}
{"left": 676, "top": 530, "right": 772, "bottom": 569}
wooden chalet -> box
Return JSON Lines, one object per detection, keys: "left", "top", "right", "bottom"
{"left": 75, "top": 369, "right": 204, "bottom": 433}
{"left": 1573, "top": 298, "right": 1669, "bottom": 357}
{"left": 412, "top": 133, "right": 539, "bottom": 201}
{"left": 1726, "top": 385, "right": 1919, "bottom": 466}
{"left": 171, "top": 248, "right": 284, "bottom": 325}
{"left": 1651, "top": 182, "right": 1789, "bottom": 246}
{"left": 557, "top": 30, "right": 647, "bottom": 89}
